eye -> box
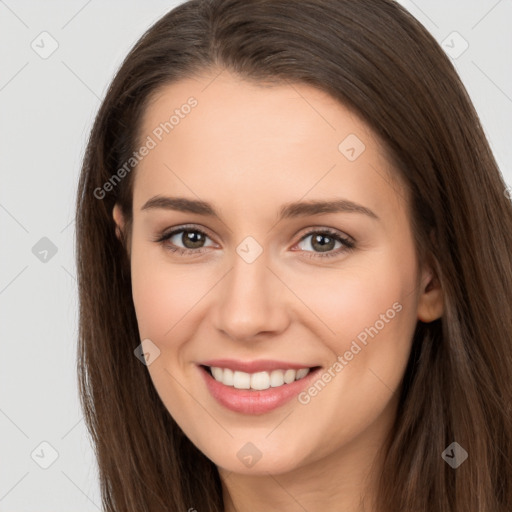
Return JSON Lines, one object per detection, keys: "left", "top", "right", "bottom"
{"left": 293, "top": 228, "right": 355, "bottom": 259}
{"left": 154, "top": 225, "right": 355, "bottom": 259}
{"left": 154, "top": 225, "right": 216, "bottom": 256}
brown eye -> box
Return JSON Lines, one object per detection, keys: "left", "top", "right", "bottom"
{"left": 155, "top": 226, "right": 216, "bottom": 256}
{"left": 295, "top": 229, "right": 355, "bottom": 259}
{"left": 178, "top": 230, "right": 207, "bottom": 249}
{"left": 309, "top": 233, "right": 337, "bottom": 252}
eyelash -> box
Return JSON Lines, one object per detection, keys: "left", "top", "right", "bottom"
{"left": 153, "top": 224, "right": 355, "bottom": 259}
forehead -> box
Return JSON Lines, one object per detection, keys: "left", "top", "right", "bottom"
{"left": 133, "top": 69, "right": 406, "bottom": 220}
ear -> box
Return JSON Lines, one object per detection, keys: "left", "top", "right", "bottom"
{"left": 416, "top": 261, "right": 444, "bottom": 323}
{"left": 113, "top": 203, "right": 125, "bottom": 242}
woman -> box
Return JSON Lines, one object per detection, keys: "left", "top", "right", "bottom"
{"left": 75, "top": 0, "right": 512, "bottom": 510}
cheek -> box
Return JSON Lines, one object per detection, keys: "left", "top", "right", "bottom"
{"left": 290, "top": 254, "right": 418, "bottom": 453}
{"left": 290, "top": 252, "right": 417, "bottom": 351}
{"left": 292, "top": 253, "right": 420, "bottom": 427}
{"left": 131, "top": 257, "right": 174, "bottom": 338}
{"left": 132, "top": 261, "right": 190, "bottom": 337}
{"left": 130, "top": 242, "right": 218, "bottom": 345}
{"left": 130, "top": 248, "right": 211, "bottom": 415}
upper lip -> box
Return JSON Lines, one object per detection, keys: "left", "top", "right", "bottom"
{"left": 199, "top": 359, "right": 319, "bottom": 373}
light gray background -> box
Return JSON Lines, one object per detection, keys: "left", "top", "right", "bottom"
{"left": 1, "top": 1, "right": 511, "bottom": 510}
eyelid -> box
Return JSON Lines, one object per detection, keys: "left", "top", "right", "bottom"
{"left": 154, "top": 223, "right": 216, "bottom": 241}
{"left": 294, "top": 225, "right": 354, "bottom": 243}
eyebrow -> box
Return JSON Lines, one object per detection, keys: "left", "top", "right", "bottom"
{"left": 141, "top": 196, "right": 379, "bottom": 221}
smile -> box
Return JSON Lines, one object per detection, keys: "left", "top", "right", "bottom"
{"left": 198, "top": 360, "right": 322, "bottom": 415}
{"left": 207, "top": 366, "right": 311, "bottom": 390}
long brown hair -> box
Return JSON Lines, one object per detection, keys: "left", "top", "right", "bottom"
{"left": 75, "top": 0, "right": 512, "bottom": 510}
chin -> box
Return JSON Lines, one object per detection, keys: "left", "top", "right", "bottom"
{"left": 197, "top": 437, "right": 311, "bottom": 476}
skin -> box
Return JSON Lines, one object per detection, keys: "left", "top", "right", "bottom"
{"left": 113, "top": 68, "right": 443, "bottom": 512}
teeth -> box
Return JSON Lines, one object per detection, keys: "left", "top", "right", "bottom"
{"left": 223, "top": 368, "right": 234, "bottom": 386}
{"left": 270, "top": 369, "right": 284, "bottom": 387}
{"left": 233, "top": 370, "right": 250, "bottom": 389}
{"left": 211, "top": 367, "right": 223, "bottom": 381}
{"left": 251, "top": 371, "right": 270, "bottom": 390}
{"left": 283, "top": 369, "right": 295, "bottom": 384}
{"left": 208, "top": 366, "right": 312, "bottom": 390}
{"left": 296, "top": 368, "right": 310, "bottom": 379}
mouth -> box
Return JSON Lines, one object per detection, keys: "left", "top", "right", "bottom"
{"left": 200, "top": 364, "right": 320, "bottom": 391}
{"left": 197, "top": 360, "right": 323, "bottom": 415}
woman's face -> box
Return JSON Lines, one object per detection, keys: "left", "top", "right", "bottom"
{"left": 114, "top": 69, "right": 442, "bottom": 477}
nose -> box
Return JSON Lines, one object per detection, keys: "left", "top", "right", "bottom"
{"left": 213, "top": 248, "right": 290, "bottom": 342}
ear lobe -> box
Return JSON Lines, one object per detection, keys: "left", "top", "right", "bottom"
{"left": 416, "top": 266, "right": 444, "bottom": 323}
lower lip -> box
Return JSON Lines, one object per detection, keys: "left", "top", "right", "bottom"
{"left": 199, "top": 365, "right": 321, "bottom": 415}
